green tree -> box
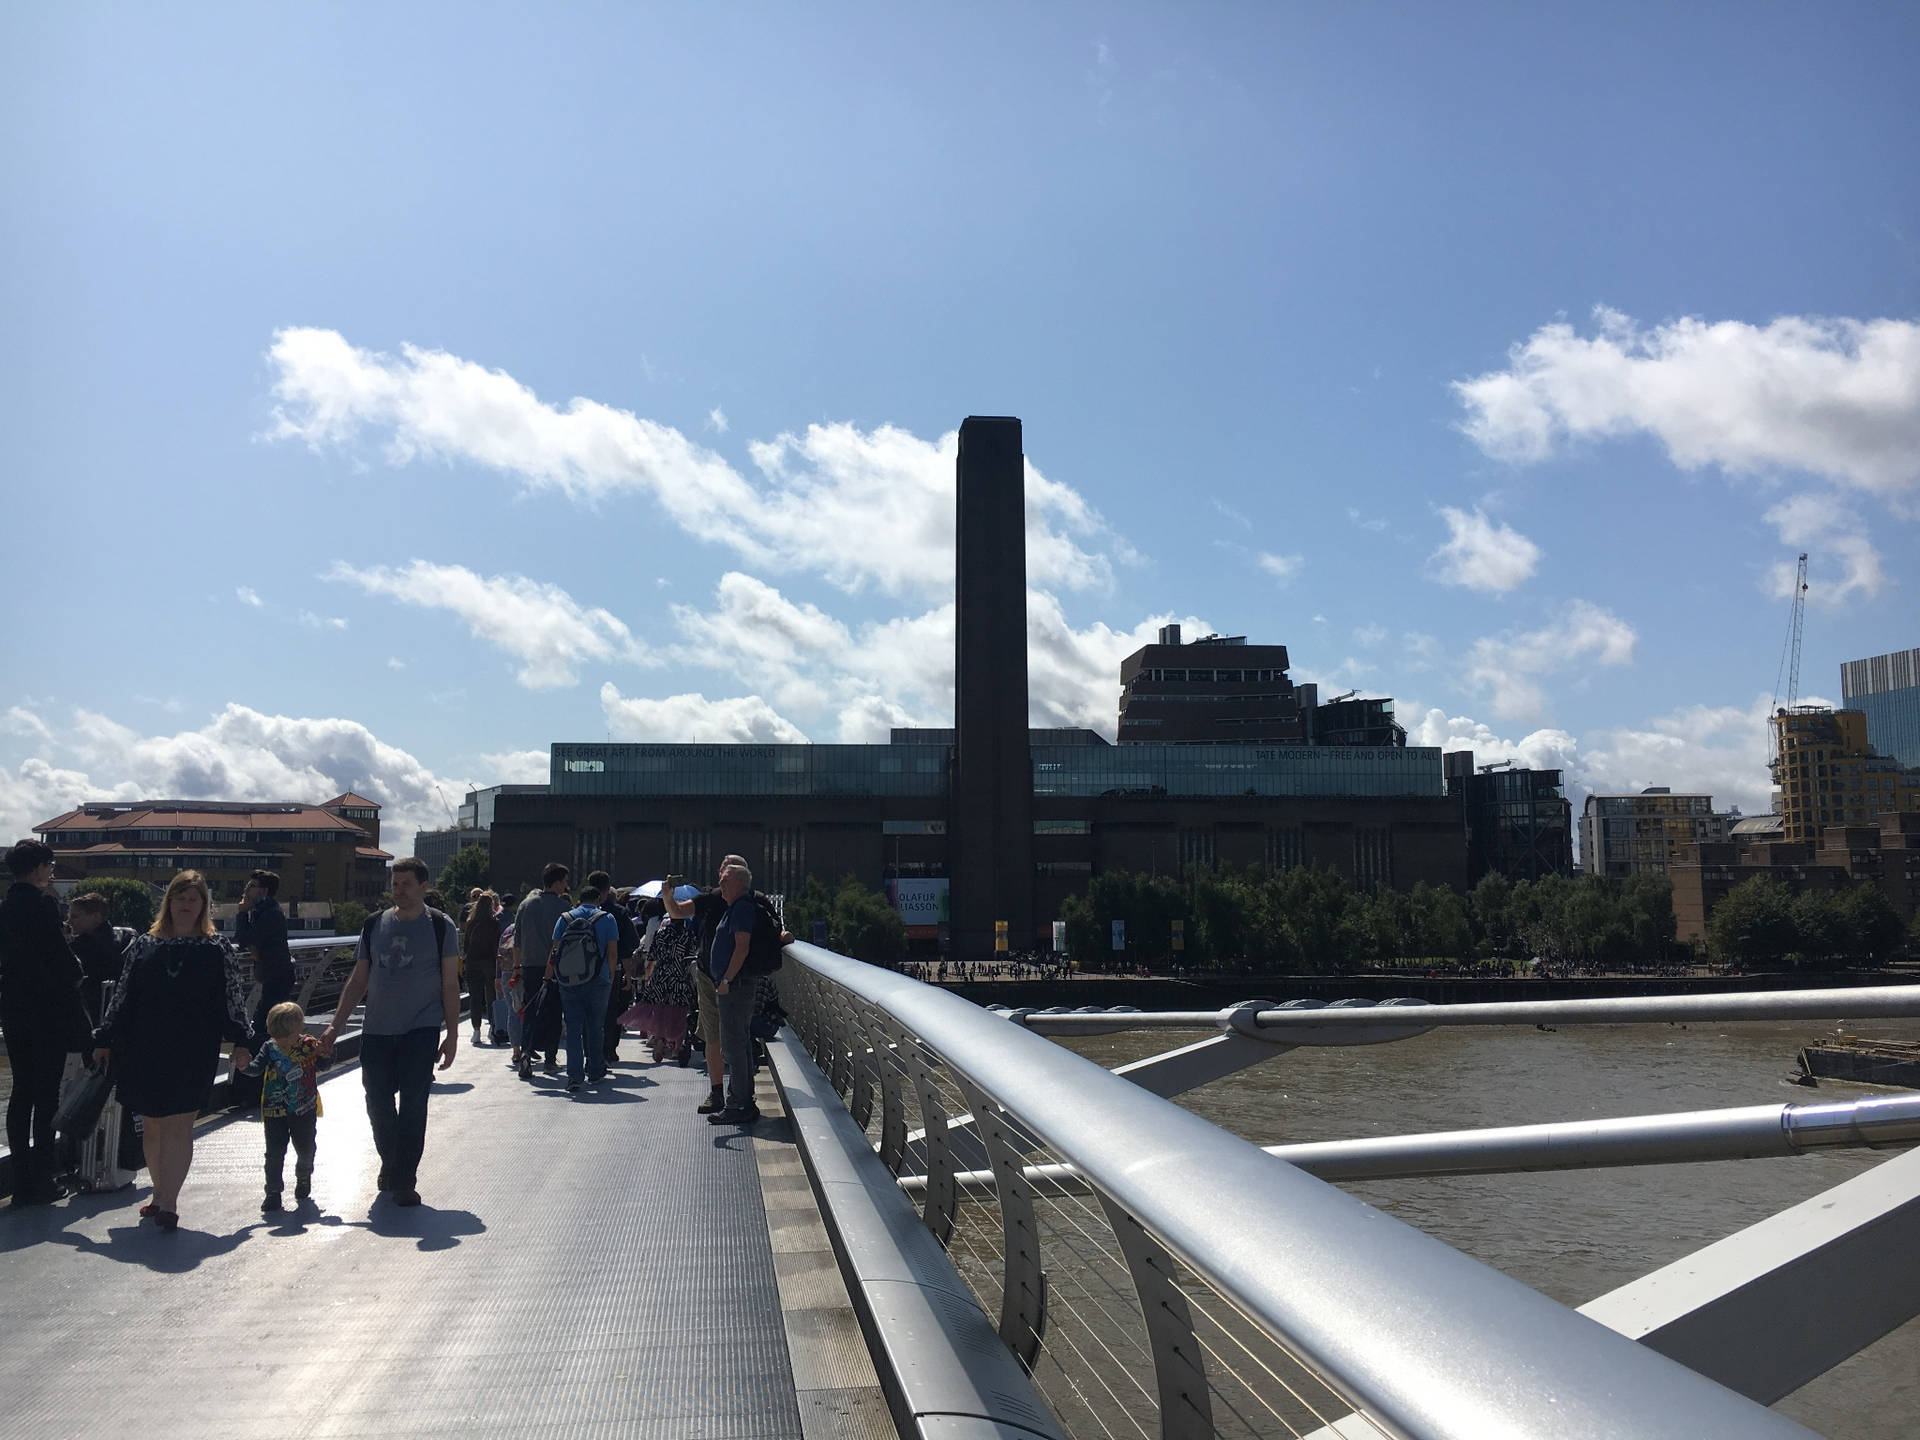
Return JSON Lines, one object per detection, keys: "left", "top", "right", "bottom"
{"left": 1837, "top": 887, "right": 1906, "bottom": 964}
{"left": 1270, "top": 865, "right": 1369, "bottom": 972}
{"left": 437, "top": 844, "right": 491, "bottom": 901}
{"left": 783, "top": 875, "right": 835, "bottom": 946}
{"left": 828, "top": 876, "right": 905, "bottom": 965}
{"left": 1708, "top": 876, "right": 1798, "bottom": 968}
{"left": 68, "top": 876, "right": 155, "bottom": 932}
{"left": 1467, "top": 872, "right": 1517, "bottom": 959}
{"left": 331, "top": 899, "right": 370, "bottom": 938}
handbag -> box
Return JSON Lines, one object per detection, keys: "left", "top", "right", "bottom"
{"left": 54, "top": 1064, "right": 113, "bottom": 1139}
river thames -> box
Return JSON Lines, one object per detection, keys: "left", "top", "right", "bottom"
{"left": 1061, "top": 1018, "right": 1917, "bottom": 1439}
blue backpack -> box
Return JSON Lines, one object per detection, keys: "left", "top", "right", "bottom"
{"left": 552, "top": 911, "right": 606, "bottom": 987}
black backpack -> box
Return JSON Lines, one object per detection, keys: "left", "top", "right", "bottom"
{"left": 740, "top": 893, "right": 785, "bottom": 976}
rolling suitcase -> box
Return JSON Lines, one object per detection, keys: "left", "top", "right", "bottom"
{"left": 71, "top": 1093, "right": 139, "bottom": 1192}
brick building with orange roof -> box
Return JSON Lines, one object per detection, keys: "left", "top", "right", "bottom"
{"left": 35, "top": 793, "right": 392, "bottom": 906}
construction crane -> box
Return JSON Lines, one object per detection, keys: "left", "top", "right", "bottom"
{"left": 1767, "top": 552, "right": 1809, "bottom": 782}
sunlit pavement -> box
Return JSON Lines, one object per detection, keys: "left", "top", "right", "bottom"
{"left": 0, "top": 1034, "right": 805, "bottom": 1439}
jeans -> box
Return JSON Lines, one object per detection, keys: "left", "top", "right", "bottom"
{"left": 264, "top": 1111, "right": 317, "bottom": 1195}
{"left": 2, "top": 1029, "right": 65, "bottom": 1195}
{"left": 359, "top": 1026, "right": 439, "bottom": 1191}
{"left": 468, "top": 967, "right": 496, "bottom": 1031}
{"left": 558, "top": 976, "right": 612, "bottom": 1085}
{"left": 716, "top": 980, "right": 758, "bottom": 1110}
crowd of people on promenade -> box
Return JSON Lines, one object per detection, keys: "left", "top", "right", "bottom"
{"left": 0, "top": 839, "right": 790, "bottom": 1226}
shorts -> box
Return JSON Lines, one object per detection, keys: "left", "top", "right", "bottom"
{"left": 693, "top": 963, "right": 720, "bottom": 1048}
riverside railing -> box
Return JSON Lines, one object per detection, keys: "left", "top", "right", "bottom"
{"left": 775, "top": 941, "right": 1832, "bottom": 1440}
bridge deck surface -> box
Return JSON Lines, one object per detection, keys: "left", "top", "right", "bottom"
{"left": 0, "top": 1037, "right": 809, "bottom": 1439}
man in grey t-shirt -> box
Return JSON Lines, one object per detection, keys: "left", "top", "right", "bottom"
{"left": 513, "top": 863, "right": 572, "bottom": 1079}
{"left": 321, "top": 857, "right": 460, "bottom": 1207}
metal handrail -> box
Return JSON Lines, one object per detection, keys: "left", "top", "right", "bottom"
{"left": 1004, "top": 985, "right": 1920, "bottom": 1036}
{"left": 783, "top": 941, "right": 1815, "bottom": 1440}
{"left": 899, "top": 1092, "right": 1920, "bottom": 1194}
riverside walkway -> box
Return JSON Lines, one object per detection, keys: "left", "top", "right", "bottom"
{"left": 0, "top": 1038, "right": 877, "bottom": 1440}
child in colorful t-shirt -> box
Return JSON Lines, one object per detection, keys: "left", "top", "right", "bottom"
{"left": 239, "top": 1000, "right": 331, "bottom": 1212}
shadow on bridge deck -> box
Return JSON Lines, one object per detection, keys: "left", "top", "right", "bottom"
{"left": 0, "top": 1037, "right": 816, "bottom": 1439}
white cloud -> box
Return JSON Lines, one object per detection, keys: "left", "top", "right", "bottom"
{"left": 328, "top": 560, "right": 653, "bottom": 689}
{"left": 1348, "top": 508, "right": 1388, "bottom": 533}
{"left": 1463, "top": 600, "right": 1636, "bottom": 723}
{"left": 707, "top": 407, "right": 729, "bottom": 433}
{"left": 298, "top": 611, "right": 349, "bottom": 631}
{"left": 236, "top": 586, "right": 263, "bottom": 608}
{"left": 1427, "top": 506, "right": 1542, "bottom": 593}
{"left": 599, "top": 683, "right": 809, "bottom": 744}
{"left": 1454, "top": 307, "right": 1920, "bottom": 501}
{"left": 0, "top": 702, "right": 479, "bottom": 846}
{"left": 387, "top": 657, "right": 406, "bottom": 670}
{"left": 1257, "top": 552, "right": 1303, "bottom": 583}
{"left": 1761, "top": 492, "right": 1887, "bottom": 606}
{"left": 662, "top": 571, "right": 1207, "bottom": 742}
{"left": 476, "top": 748, "right": 550, "bottom": 784}
{"left": 1210, "top": 497, "right": 1252, "bottom": 530}
{"left": 1354, "top": 623, "right": 1388, "bottom": 647}
{"left": 267, "top": 328, "right": 1127, "bottom": 600}
{"left": 1404, "top": 693, "right": 1781, "bottom": 833}
{"left": 1402, "top": 632, "right": 1443, "bottom": 671}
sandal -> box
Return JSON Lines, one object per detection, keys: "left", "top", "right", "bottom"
{"left": 153, "top": 1209, "right": 179, "bottom": 1231}
{"left": 139, "top": 1202, "right": 156, "bottom": 1218}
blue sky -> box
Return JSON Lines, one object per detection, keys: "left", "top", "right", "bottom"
{"left": 4, "top": 3, "right": 1917, "bottom": 845}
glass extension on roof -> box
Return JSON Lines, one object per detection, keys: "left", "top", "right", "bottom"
{"left": 1032, "top": 743, "right": 1443, "bottom": 798}
{"left": 550, "top": 740, "right": 1442, "bottom": 799}
{"left": 551, "top": 743, "right": 951, "bottom": 797}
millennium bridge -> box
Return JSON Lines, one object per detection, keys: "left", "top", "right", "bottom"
{"left": 4, "top": 936, "right": 1919, "bottom": 1439}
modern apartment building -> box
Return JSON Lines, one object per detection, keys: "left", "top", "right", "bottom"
{"left": 36, "top": 793, "right": 391, "bottom": 903}
{"left": 1579, "top": 789, "right": 1730, "bottom": 878}
{"left": 1841, "top": 647, "right": 1920, "bottom": 770}
{"left": 1772, "top": 706, "right": 1920, "bottom": 844}
{"left": 1445, "top": 752, "right": 1575, "bottom": 882}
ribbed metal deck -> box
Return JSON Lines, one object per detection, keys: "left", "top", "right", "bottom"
{"left": 0, "top": 1039, "right": 809, "bottom": 1440}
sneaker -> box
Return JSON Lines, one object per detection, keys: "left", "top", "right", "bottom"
{"left": 566, "top": 1080, "right": 582, "bottom": 1094}
{"left": 393, "top": 1189, "right": 422, "bottom": 1208}
{"left": 696, "top": 1086, "right": 726, "bottom": 1114}
{"left": 261, "top": 1193, "right": 284, "bottom": 1213}
{"left": 543, "top": 1054, "right": 560, "bottom": 1073}
{"left": 517, "top": 1058, "right": 534, "bottom": 1080}
{"left": 707, "top": 1105, "right": 760, "bottom": 1126}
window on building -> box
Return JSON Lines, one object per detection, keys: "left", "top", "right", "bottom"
{"left": 302, "top": 862, "right": 317, "bottom": 901}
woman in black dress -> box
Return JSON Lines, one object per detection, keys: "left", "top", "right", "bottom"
{"left": 93, "top": 870, "right": 256, "bottom": 1230}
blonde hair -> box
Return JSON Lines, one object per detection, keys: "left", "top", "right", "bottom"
{"left": 150, "top": 870, "right": 216, "bottom": 938}
{"left": 266, "top": 1001, "right": 306, "bottom": 1039}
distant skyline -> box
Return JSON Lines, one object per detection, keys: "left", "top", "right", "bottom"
{"left": 4, "top": 4, "right": 1917, "bottom": 844}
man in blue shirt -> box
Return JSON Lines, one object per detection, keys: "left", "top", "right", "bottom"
{"left": 549, "top": 886, "right": 618, "bottom": 1092}
{"left": 700, "top": 864, "right": 760, "bottom": 1124}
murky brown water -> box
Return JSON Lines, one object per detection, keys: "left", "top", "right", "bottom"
{"left": 1059, "top": 1020, "right": 1918, "bottom": 1439}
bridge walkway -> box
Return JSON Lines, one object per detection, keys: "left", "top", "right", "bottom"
{"left": 0, "top": 1035, "right": 840, "bottom": 1440}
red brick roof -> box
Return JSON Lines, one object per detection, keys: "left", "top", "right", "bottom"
{"left": 355, "top": 846, "right": 394, "bottom": 860}
{"left": 36, "top": 803, "right": 367, "bottom": 836}
{"left": 321, "top": 792, "right": 382, "bottom": 810}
